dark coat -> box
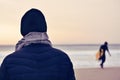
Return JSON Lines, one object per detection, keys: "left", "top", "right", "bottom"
{"left": 0, "top": 44, "right": 76, "bottom": 80}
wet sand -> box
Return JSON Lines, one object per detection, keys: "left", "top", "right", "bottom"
{"left": 75, "top": 67, "right": 120, "bottom": 80}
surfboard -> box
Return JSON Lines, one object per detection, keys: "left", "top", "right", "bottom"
{"left": 96, "top": 51, "right": 100, "bottom": 60}
{"left": 96, "top": 50, "right": 103, "bottom": 60}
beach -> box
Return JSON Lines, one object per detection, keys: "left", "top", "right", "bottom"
{"left": 0, "top": 45, "right": 120, "bottom": 80}
{"left": 75, "top": 67, "right": 120, "bottom": 80}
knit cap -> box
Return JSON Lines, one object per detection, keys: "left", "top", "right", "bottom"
{"left": 21, "top": 8, "right": 47, "bottom": 36}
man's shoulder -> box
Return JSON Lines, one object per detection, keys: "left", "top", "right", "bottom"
{"left": 50, "top": 47, "right": 67, "bottom": 54}
{"left": 50, "top": 47, "right": 70, "bottom": 58}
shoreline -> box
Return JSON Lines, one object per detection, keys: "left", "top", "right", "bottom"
{"left": 74, "top": 67, "right": 120, "bottom": 80}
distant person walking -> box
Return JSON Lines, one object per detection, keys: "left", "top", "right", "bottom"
{"left": 0, "top": 8, "right": 76, "bottom": 80}
{"left": 99, "top": 41, "right": 111, "bottom": 69}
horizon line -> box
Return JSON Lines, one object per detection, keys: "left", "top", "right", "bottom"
{"left": 0, "top": 43, "right": 120, "bottom": 46}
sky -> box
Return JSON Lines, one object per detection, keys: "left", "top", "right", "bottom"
{"left": 0, "top": 0, "right": 120, "bottom": 45}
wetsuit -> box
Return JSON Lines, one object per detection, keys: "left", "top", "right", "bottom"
{"left": 99, "top": 44, "right": 108, "bottom": 68}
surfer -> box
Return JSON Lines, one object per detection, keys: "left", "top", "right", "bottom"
{"left": 99, "top": 41, "right": 111, "bottom": 69}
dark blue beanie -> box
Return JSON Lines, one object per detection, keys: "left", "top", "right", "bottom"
{"left": 21, "top": 8, "right": 47, "bottom": 36}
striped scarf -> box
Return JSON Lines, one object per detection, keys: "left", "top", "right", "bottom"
{"left": 15, "top": 32, "right": 51, "bottom": 51}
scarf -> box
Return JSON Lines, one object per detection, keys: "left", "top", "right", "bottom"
{"left": 15, "top": 32, "right": 52, "bottom": 51}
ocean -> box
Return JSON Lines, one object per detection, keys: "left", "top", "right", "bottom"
{"left": 0, "top": 44, "right": 120, "bottom": 69}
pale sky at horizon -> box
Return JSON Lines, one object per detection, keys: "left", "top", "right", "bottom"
{"left": 0, "top": 0, "right": 120, "bottom": 45}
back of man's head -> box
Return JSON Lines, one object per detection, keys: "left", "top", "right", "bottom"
{"left": 21, "top": 8, "right": 47, "bottom": 36}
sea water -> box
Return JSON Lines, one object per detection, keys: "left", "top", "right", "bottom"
{"left": 0, "top": 44, "right": 120, "bottom": 69}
